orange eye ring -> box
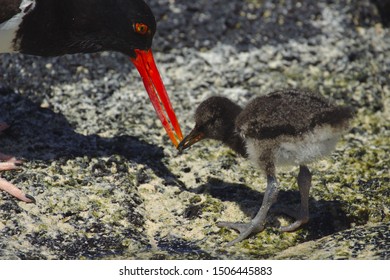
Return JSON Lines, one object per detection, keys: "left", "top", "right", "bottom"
{"left": 134, "top": 23, "right": 149, "bottom": 35}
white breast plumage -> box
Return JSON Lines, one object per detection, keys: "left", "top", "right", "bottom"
{"left": 245, "top": 124, "right": 345, "bottom": 169}
{"left": 0, "top": 0, "right": 36, "bottom": 53}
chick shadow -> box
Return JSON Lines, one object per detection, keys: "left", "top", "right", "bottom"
{"left": 192, "top": 177, "right": 351, "bottom": 241}
{"left": 0, "top": 88, "right": 180, "bottom": 189}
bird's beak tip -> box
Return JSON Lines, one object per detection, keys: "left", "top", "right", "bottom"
{"left": 130, "top": 48, "right": 183, "bottom": 148}
{"left": 177, "top": 129, "right": 205, "bottom": 153}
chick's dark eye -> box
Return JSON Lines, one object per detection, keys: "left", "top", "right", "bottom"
{"left": 134, "top": 23, "right": 149, "bottom": 35}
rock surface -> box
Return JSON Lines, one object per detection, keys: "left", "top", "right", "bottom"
{"left": 0, "top": 0, "right": 389, "bottom": 259}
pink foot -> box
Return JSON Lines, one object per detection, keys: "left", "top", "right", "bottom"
{"left": 0, "top": 178, "right": 35, "bottom": 203}
{"left": 0, "top": 123, "right": 35, "bottom": 203}
{"left": 0, "top": 153, "right": 23, "bottom": 168}
{"left": 0, "top": 158, "right": 34, "bottom": 203}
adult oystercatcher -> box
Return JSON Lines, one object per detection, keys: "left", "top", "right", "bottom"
{"left": 0, "top": 0, "right": 183, "bottom": 203}
{"left": 178, "top": 89, "right": 353, "bottom": 246}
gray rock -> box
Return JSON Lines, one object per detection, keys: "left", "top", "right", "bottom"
{"left": 0, "top": 0, "right": 389, "bottom": 259}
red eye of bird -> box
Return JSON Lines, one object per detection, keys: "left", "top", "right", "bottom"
{"left": 134, "top": 23, "right": 149, "bottom": 35}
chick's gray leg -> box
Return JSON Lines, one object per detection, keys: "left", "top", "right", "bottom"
{"left": 218, "top": 175, "right": 279, "bottom": 246}
{"left": 280, "top": 165, "right": 311, "bottom": 232}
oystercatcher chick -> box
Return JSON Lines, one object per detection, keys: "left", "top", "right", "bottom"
{"left": 178, "top": 89, "right": 353, "bottom": 246}
{"left": 0, "top": 0, "right": 183, "bottom": 202}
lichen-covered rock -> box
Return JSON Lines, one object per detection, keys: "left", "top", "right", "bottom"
{"left": 0, "top": 0, "right": 388, "bottom": 259}
{"left": 275, "top": 222, "right": 390, "bottom": 260}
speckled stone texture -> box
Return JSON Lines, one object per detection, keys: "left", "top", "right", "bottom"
{"left": 0, "top": 0, "right": 389, "bottom": 259}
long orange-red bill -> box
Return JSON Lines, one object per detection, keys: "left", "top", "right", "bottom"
{"left": 131, "top": 49, "right": 183, "bottom": 147}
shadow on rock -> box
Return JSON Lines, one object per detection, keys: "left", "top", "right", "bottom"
{"left": 152, "top": 234, "right": 214, "bottom": 260}
{"left": 193, "top": 177, "right": 352, "bottom": 241}
{"left": 0, "top": 88, "right": 178, "bottom": 185}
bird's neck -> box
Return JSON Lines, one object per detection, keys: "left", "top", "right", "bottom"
{"left": 219, "top": 108, "right": 248, "bottom": 157}
{"left": 223, "top": 133, "right": 248, "bottom": 158}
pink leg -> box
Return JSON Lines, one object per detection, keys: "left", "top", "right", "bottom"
{"left": 0, "top": 178, "right": 35, "bottom": 203}
{"left": 0, "top": 122, "right": 35, "bottom": 203}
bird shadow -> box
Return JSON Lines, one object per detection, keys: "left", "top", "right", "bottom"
{"left": 0, "top": 88, "right": 179, "bottom": 188}
{"left": 191, "top": 177, "right": 352, "bottom": 241}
